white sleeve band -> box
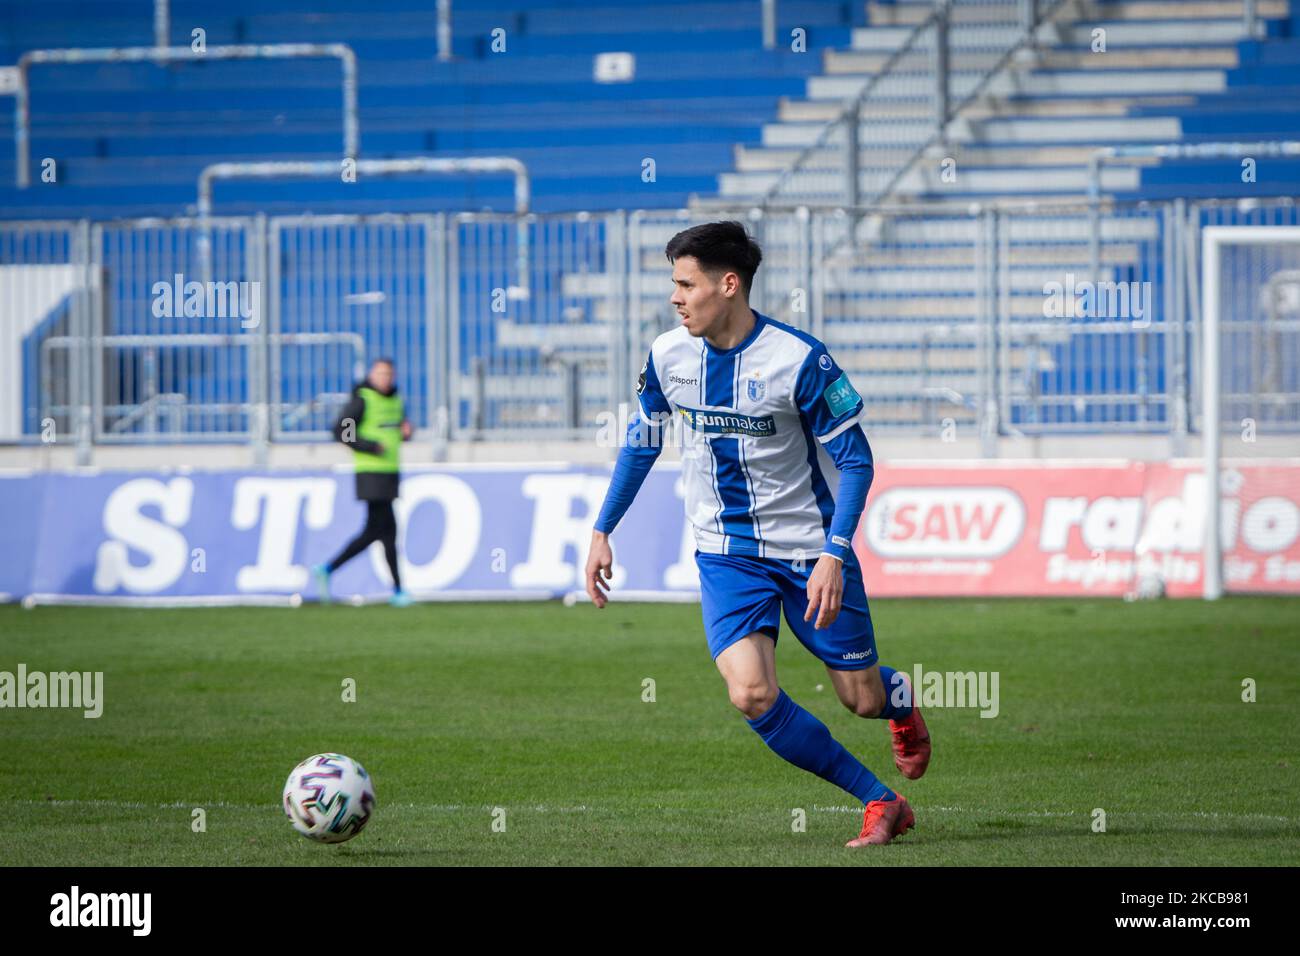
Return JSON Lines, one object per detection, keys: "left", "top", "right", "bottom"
{"left": 816, "top": 411, "right": 864, "bottom": 444}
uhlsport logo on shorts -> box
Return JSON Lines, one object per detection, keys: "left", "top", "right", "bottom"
{"left": 677, "top": 406, "right": 776, "bottom": 437}
{"left": 0, "top": 664, "right": 103, "bottom": 718}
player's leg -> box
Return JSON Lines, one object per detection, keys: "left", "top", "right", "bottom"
{"left": 373, "top": 501, "right": 402, "bottom": 584}
{"left": 374, "top": 501, "right": 411, "bottom": 606}
{"left": 783, "top": 552, "right": 932, "bottom": 780}
{"left": 714, "top": 631, "right": 778, "bottom": 718}
{"left": 326, "top": 501, "right": 386, "bottom": 572}
{"left": 825, "top": 662, "right": 886, "bottom": 717}
{"left": 775, "top": 552, "right": 919, "bottom": 844}
{"left": 699, "top": 551, "right": 902, "bottom": 829}
{"left": 313, "top": 500, "right": 385, "bottom": 601}
{"left": 826, "top": 661, "right": 913, "bottom": 719}
{"left": 827, "top": 660, "right": 931, "bottom": 781}
{"left": 715, "top": 633, "right": 898, "bottom": 813}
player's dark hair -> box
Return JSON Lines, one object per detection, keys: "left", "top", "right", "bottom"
{"left": 371, "top": 357, "right": 395, "bottom": 368}
{"left": 664, "top": 221, "right": 763, "bottom": 297}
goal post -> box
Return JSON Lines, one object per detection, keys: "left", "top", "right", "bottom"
{"left": 1200, "top": 225, "right": 1300, "bottom": 600}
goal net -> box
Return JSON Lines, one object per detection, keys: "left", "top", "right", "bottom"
{"left": 1200, "top": 225, "right": 1300, "bottom": 598}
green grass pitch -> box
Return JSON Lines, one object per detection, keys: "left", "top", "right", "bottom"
{"left": 1, "top": 597, "right": 1297, "bottom": 866}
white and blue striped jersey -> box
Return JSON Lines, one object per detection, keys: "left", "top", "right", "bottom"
{"left": 625, "top": 310, "right": 872, "bottom": 561}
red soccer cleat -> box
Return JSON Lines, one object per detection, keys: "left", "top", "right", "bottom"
{"left": 889, "top": 705, "right": 931, "bottom": 780}
{"left": 846, "top": 794, "right": 915, "bottom": 847}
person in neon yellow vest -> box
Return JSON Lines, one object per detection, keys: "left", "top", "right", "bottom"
{"left": 313, "top": 358, "right": 414, "bottom": 607}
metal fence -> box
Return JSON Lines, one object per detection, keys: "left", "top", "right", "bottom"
{"left": 3, "top": 198, "right": 1299, "bottom": 457}
{"left": 2, "top": 221, "right": 90, "bottom": 451}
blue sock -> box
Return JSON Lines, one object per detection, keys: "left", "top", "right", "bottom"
{"left": 876, "top": 666, "right": 914, "bottom": 721}
{"left": 747, "top": 689, "right": 894, "bottom": 804}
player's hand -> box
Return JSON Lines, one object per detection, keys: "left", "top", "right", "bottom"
{"left": 400, "top": 420, "right": 413, "bottom": 440}
{"left": 804, "top": 554, "right": 844, "bottom": 630}
{"left": 585, "top": 531, "right": 614, "bottom": 609}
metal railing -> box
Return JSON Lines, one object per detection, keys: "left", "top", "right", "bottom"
{"left": 41, "top": 332, "right": 366, "bottom": 439}
{"left": 197, "top": 158, "right": 532, "bottom": 294}
{"left": 14, "top": 42, "right": 360, "bottom": 188}
{"left": 763, "top": 0, "right": 778, "bottom": 49}
{"left": 1088, "top": 141, "right": 1300, "bottom": 209}
{"left": 1086, "top": 140, "right": 1300, "bottom": 284}
{"left": 6, "top": 199, "right": 1299, "bottom": 460}
{"left": 154, "top": 0, "right": 169, "bottom": 49}
{"left": 438, "top": 0, "right": 454, "bottom": 61}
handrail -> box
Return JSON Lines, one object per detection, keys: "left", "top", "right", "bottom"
{"left": 759, "top": 4, "right": 947, "bottom": 205}
{"left": 196, "top": 157, "right": 532, "bottom": 292}
{"left": 14, "top": 43, "right": 360, "bottom": 188}
{"left": 753, "top": 0, "right": 1069, "bottom": 222}
{"left": 197, "top": 157, "right": 530, "bottom": 219}
{"left": 868, "top": 0, "right": 1069, "bottom": 207}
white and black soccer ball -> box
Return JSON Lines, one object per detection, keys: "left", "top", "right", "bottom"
{"left": 282, "top": 753, "right": 376, "bottom": 844}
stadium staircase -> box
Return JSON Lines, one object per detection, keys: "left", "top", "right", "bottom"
{"left": 720, "top": 0, "right": 1300, "bottom": 203}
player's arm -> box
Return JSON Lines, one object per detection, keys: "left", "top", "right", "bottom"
{"left": 333, "top": 394, "right": 383, "bottom": 454}
{"left": 586, "top": 353, "right": 671, "bottom": 608}
{"left": 793, "top": 344, "right": 873, "bottom": 628}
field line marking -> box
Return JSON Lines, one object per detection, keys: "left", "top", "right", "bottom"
{"left": 4, "top": 798, "right": 1297, "bottom": 823}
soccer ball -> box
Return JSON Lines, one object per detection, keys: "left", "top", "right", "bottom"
{"left": 282, "top": 753, "right": 376, "bottom": 844}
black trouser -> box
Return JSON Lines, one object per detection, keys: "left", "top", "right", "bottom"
{"left": 327, "top": 499, "right": 402, "bottom": 591}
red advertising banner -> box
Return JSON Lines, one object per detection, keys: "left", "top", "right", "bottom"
{"left": 857, "top": 460, "right": 1300, "bottom": 597}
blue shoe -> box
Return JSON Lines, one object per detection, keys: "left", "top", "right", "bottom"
{"left": 389, "top": 590, "right": 413, "bottom": 608}
{"left": 311, "top": 564, "right": 332, "bottom": 605}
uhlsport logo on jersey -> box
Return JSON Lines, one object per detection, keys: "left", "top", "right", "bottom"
{"left": 677, "top": 406, "right": 776, "bottom": 437}
{"left": 865, "top": 487, "right": 1026, "bottom": 558}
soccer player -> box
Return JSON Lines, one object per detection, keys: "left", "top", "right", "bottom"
{"left": 313, "top": 358, "right": 414, "bottom": 607}
{"left": 584, "top": 221, "right": 930, "bottom": 847}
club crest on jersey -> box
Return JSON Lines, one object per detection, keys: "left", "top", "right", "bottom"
{"left": 746, "top": 376, "right": 766, "bottom": 401}
{"left": 677, "top": 406, "right": 776, "bottom": 437}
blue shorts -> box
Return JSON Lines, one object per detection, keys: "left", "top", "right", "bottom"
{"left": 696, "top": 550, "right": 879, "bottom": 670}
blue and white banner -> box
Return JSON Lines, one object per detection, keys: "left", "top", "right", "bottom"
{"left": 0, "top": 466, "right": 700, "bottom": 604}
